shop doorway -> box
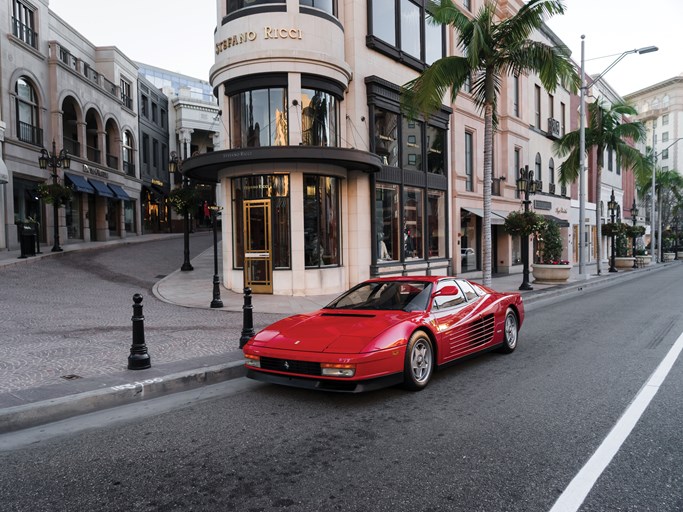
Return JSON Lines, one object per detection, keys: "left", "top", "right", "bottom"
{"left": 244, "top": 199, "right": 272, "bottom": 294}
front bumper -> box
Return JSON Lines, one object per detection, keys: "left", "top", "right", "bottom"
{"left": 246, "top": 369, "right": 404, "bottom": 393}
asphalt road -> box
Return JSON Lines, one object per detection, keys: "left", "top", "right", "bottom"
{"left": 1, "top": 263, "right": 682, "bottom": 511}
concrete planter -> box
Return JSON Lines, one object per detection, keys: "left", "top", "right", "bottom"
{"left": 677, "top": 251, "right": 683, "bottom": 259}
{"left": 614, "top": 257, "right": 636, "bottom": 269}
{"left": 636, "top": 255, "right": 652, "bottom": 267}
{"left": 532, "top": 263, "right": 572, "bottom": 284}
{"left": 663, "top": 252, "right": 676, "bottom": 262}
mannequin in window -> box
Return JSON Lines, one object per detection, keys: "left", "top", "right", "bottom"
{"left": 404, "top": 228, "right": 415, "bottom": 258}
{"left": 378, "top": 232, "right": 390, "bottom": 260}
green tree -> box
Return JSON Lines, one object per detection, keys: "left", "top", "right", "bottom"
{"left": 402, "top": 0, "right": 578, "bottom": 286}
{"left": 637, "top": 155, "right": 683, "bottom": 256}
{"left": 553, "top": 99, "right": 650, "bottom": 274}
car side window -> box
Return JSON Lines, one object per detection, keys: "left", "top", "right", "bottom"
{"left": 433, "top": 280, "right": 466, "bottom": 310}
{"left": 456, "top": 280, "right": 479, "bottom": 301}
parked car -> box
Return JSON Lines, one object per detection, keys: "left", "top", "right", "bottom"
{"left": 243, "top": 276, "right": 524, "bottom": 392}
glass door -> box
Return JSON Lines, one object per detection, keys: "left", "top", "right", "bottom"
{"left": 244, "top": 199, "right": 272, "bottom": 294}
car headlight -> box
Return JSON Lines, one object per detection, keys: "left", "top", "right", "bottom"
{"left": 321, "top": 363, "right": 356, "bottom": 377}
{"left": 244, "top": 354, "right": 260, "bottom": 368}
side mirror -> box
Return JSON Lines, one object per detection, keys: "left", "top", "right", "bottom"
{"left": 433, "top": 285, "right": 459, "bottom": 297}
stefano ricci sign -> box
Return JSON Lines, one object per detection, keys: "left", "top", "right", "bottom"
{"left": 216, "top": 27, "right": 303, "bottom": 54}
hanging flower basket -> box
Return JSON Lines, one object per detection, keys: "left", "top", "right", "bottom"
{"left": 37, "top": 183, "right": 72, "bottom": 206}
{"left": 168, "top": 186, "right": 199, "bottom": 216}
{"left": 625, "top": 225, "right": 646, "bottom": 238}
{"left": 601, "top": 222, "right": 627, "bottom": 237}
{"left": 503, "top": 210, "right": 545, "bottom": 237}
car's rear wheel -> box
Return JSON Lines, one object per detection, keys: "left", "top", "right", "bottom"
{"left": 402, "top": 331, "right": 434, "bottom": 390}
{"left": 498, "top": 308, "right": 518, "bottom": 354}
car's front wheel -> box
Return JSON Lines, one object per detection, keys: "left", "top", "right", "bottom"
{"left": 402, "top": 331, "right": 434, "bottom": 391}
{"left": 498, "top": 308, "right": 518, "bottom": 354}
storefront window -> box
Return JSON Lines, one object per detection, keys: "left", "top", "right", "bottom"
{"left": 375, "top": 184, "right": 400, "bottom": 261}
{"left": 512, "top": 235, "right": 521, "bottom": 265}
{"left": 461, "top": 209, "right": 478, "bottom": 272}
{"left": 227, "top": 0, "right": 285, "bottom": 13}
{"left": 233, "top": 175, "right": 290, "bottom": 269}
{"left": 402, "top": 119, "right": 423, "bottom": 171}
{"left": 427, "top": 191, "right": 445, "bottom": 258}
{"left": 301, "top": 89, "right": 339, "bottom": 147}
{"left": 304, "top": 175, "right": 340, "bottom": 267}
{"left": 230, "top": 88, "right": 288, "bottom": 148}
{"left": 373, "top": 107, "right": 399, "bottom": 167}
{"left": 66, "top": 197, "right": 82, "bottom": 239}
{"left": 403, "top": 187, "right": 423, "bottom": 259}
{"left": 124, "top": 201, "right": 135, "bottom": 233}
{"left": 426, "top": 125, "right": 445, "bottom": 174}
{"left": 300, "top": 0, "right": 336, "bottom": 16}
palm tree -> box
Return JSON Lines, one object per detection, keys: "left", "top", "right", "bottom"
{"left": 636, "top": 154, "right": 683, "bottom": 258}
{"left": 554, "top": 99, "right": 650, "bottom": 274}
{"left": 402, "top": 0, "right": 578, "bottom": 286}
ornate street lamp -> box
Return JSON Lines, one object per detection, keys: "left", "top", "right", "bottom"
{"left": 169, "top": 151, "right": 193, "bottom": 272}
{"left": 516, "top": 165, "right": 542, "bottom": 291}
{"left": 631, "top": 199, "right": 639, "bottom": 269}
{"left": 208, "top": 205, "right": 224, "bottom": 309}
{"left": 38, "top": 141, "right": 71, "bottom": 252}
{"left": 607, "top": 189, "right": 618, "bottom": 273}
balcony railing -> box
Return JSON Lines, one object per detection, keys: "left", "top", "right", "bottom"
{"left": 121, "top": 94, "right": 133, "bottom": 109}
{"left": 62, "top": 137, "right": 80, "bottom": 157}
{"left": 84, "top": 64, "right": 99, "bottom": 84}
{"left": 103, "top": 77, "right": 117, "bottom": 96}
{"left": 87, "top": 145, "right": 101, "bottom": 163}
{"left": 547, "top": 118, "right": 560, "bottom": 139}
{"left": 17, "top": 121, "right": 43, "bottom": 146}
{"left": 123, "top": 161, "right": 136, "bottom": 177}
{"left": 106, "top": 154, "right": 119, "bottom": 169}
{"left": 58, "top": 47, "right": 78, "bottom": 70}
{"left": 549, "top": 183, "right": 556, "bottom": 195}
{"left": 12, "top": 18, "right": 37, "bottom": 48}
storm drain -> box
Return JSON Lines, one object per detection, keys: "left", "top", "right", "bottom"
{"left": 60, "top": 374, "right": 82, "bottom": 380}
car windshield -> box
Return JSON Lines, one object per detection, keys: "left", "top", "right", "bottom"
{"left": 325, "top": 281, "right": 433, "bottom": 312}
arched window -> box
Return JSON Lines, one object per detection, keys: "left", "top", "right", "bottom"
{"left": 549, "top": 158, "right": 555, "bottom": 184}
{"left": 535, "top": 153, "right": 542, "bottom": 192}
{"left": 16, "top": 77, "right": 40, "bottom": 146}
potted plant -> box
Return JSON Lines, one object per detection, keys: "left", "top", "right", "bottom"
{"left": 611, "top": 222, "right": 636, "bottom": 269}
{"left": 531, "top": 219, "right": 572, "bottom": 284}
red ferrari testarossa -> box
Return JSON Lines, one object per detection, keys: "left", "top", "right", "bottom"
{"left": 243, "top": 276, "right": 524, "bottom": 392}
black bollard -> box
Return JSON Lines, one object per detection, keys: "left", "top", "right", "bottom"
{"left": 128, "top": 293, "right": 151, "bottom": 370}
{"left": 239, "top": 287, "right": 256, "bottom": 348}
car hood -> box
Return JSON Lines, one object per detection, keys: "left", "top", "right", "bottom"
{"left": 250, "top": 310, "right": 415, "bottom": 353}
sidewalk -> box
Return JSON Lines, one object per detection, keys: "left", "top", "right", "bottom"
{"left": 0, "top": 236, "right": 676, "bottom": 434}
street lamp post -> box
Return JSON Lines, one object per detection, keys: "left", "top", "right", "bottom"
{"left": 208, "top": 205, "right": 224, "bottom": 309}
{"left": 607, "top": 189, "right": 618, "bottom": 273}
{"left": 169, "top": 151, "right": 193, "bottom": 272}
{"left": 38, "top": 141, "right": 71, "bottom": 252}
{"left": 516, "top": 165, "right": 541, "bottom": 291}
{"left": 631, "top": 199, "right": 639, "bottom": 269}
{"left": 578, "top": 38, "right": 657, "bottom": 276}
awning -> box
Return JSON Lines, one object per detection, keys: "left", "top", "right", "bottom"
{"left": 108, "top": 183, "right": 132, "bottom": 200}
{"left": 88, "top": 178, "right": 115, "bottom": 198}
{"left": 542, "top": 215, "right": 570, "bottom": 227}
{"left": 462, "top": 207, "right": 507, "bottom": 225}
{"left": 65, "top": 173, "right": 95, "bottom": 194}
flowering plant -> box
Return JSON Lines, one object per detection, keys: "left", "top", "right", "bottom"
{"left": 37, "top": 182, "right": 72, "bottom": 205}
{"left": 503, "top": 210, "right": 545, "bottom": 237}
{"left": 168, "top": 186, "right": 199, "bottom": 216}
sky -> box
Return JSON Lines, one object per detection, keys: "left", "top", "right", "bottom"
{"left": 48, "top": 0, "right": 681, "bottom": 96}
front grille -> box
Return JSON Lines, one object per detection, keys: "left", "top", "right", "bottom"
{"left": 260, "top": 357, "right": 322, "bottom": 376}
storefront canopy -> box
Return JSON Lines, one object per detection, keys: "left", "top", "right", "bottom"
{"left": 462, "top": 207, "right": 507, "bottom": 225}
{"left": 88, "top": 178, "right": 115, "bottom": 198}
{"left": 108, "top": 183, "right": 132, "bottom": 200}
{"left": 65, "top": 173, "right": 95, "bottom": 194}
{"left": 542, "top": 214, "right": 570, "bottom": 227}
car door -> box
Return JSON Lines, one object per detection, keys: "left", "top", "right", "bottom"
{"left": 430, "top": 279, "right": 480, "bottom": 362}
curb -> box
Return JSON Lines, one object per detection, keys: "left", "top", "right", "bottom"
{"left": 1, "top": 262, "right": 677, "bottom": 435}
{"left": 0, "top": 360, "right": 246, "bottom": 435}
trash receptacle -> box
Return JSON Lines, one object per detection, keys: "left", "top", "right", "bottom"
{"left": 18, "top": 223, "right": 36, "bottom": 257}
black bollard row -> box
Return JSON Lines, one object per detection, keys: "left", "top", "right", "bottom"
{"left": 239, "top": 287, "right": 256, "bottom": 348}
{"left": 128, "top": 293, "right": 151, "bottom": 370}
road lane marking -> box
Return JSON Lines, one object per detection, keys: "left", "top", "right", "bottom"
{"left": 549, "top": 331, "right": 683, "bottom": 512}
